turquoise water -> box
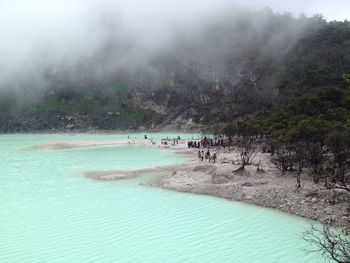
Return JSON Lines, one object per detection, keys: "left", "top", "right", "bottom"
{"left": 0, "top": 134, "right": 324, "bottom": 263}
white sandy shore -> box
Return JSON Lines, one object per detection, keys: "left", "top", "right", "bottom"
{"left": 28, "top": 137, "right": 350, "bottom": 228}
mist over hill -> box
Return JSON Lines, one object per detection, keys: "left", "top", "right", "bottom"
{"left": 0, "top": 2, "right": 350, "bottom": 132}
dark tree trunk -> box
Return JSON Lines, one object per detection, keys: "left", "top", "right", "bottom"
{"left": 296, "top": 166, "right": 302, "bottom": 189}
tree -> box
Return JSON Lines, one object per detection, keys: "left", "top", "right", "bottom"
{"left": 224, "top": 120, "right": 260, "bottom": 171}
{"left": 325, "top": 128, "right": 350, "bottom": 191}
{"left": 271, "top": 145, "right": 293, "bottom": 175}
{"left": 272, "top": 124, "right": 310, "bottom": 189}
{"left": 234, "top": 136, "right": 258, "bottom": 171}
{"left": 294, "top": 117, "right": 329, "bottom": 184}
{"left": 302, "top": 224, "right": 350, "bottom": 263}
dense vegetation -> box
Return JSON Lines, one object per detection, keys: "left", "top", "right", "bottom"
{"left": 224, "top": 76, "right": 350, "bottom": 191}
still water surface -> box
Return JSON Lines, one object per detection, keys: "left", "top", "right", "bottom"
{"left": 0, "top": 134, "right": 324, "bottom": 262}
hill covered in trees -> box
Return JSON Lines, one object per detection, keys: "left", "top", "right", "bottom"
{"left": 0, "top": 9, "right": 350, "bottom": 132}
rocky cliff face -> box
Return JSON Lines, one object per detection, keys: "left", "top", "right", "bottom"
{"left": 120, "top": 67, "right": 274, "bottom": 130}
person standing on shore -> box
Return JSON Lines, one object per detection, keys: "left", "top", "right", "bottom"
{"left": 212, "top": 152, "right": 217, "bottom": 163}
{"left": 198, "top": 150, "right": 201, "bottom": 161}
{"left": 205, "top": 149, "right": 211, "bottom": 162}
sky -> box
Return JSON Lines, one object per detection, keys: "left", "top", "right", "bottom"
{"left": 237, "top": 0, "right": 350, "bottom": 21}
{"left": 1, "top": 0, "right": 349, "bottom": 23}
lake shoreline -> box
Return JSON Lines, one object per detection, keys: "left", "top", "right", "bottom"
{"left": 30, "top": 137, "right": 350, "bottom": 228}
{"left": 149, "top": 145, "right": 350, "bottom": 229}
{"left": 89, "top": 139, "right": 349, "bottom": 228}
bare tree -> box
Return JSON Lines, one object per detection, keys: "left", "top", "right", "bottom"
{"left": 301, "top": 224, "right": 350, "bottom": 263}
{"left": 326, "top": 130, "right": 350, "bottom": 192}
{"left": 292, "top": 145, "right": 308, "bottom": 189}
{"left": 323, "top": 158, "right": 350, "bottom": 192}
{"left": 272, "top": 143, "right": 306, "bottom": 189}
{"left": 234, "top": 136, "right": 257, "bottom": 172}
{"left": 272, "top": 146, "right": 294, "bottom": 175}
{"left": 307, "top": 142, "right": 326, "bottom": 184}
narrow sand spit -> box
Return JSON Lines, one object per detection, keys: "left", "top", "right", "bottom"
{"left": 24, "top": 139, "right": 154, "bottom": 151}
{"left": 85, "top": 165, "right": 187, "bottom": 181}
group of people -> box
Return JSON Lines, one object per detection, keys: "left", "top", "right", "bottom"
{"left": 187, "top": 136, "right": 226, "bottom": 149}
{"left": 186, "top": 136, "right": 227, "bottom": 163}
{"left": 198, "top": 149, "right": 217, "bottom": 163}
{"left": 187, "top": 140, "right": 201, "bottom": 149}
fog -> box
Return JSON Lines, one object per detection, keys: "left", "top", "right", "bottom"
{"left": 0, "top": 0, "right": 348, "bottom": 95}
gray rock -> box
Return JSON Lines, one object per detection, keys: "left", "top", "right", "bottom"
{"left": 306, "top": 191, "right": 319, "bottom": 198}
{"left": 324, "top": 208, "right": 333, "bottom": 215}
